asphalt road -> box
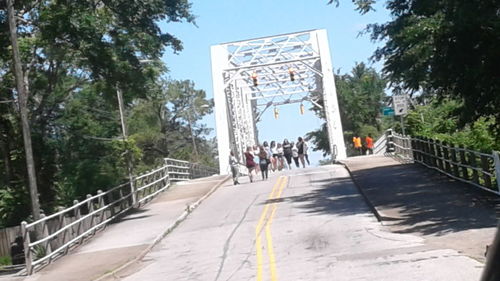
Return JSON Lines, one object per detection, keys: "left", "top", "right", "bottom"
{"left": 114, "top": 165, "right": 483, "bottom": 281}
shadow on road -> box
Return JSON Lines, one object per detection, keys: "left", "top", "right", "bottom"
{"left": 277, "top": 177, "right": 372, "bottom": 217}
{"left": 349, "top": 163, "right": 499, "bottom": 236}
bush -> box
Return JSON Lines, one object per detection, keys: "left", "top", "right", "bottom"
{"left": 403, "top": 99, "right": 499, "bottom": 153}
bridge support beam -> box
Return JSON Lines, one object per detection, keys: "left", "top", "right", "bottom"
{"left": 211, "top": 29, "right": 347, "bottom": 172}
{"left": 316, "top": 30, "right": 346, "bottom": 161}
{"left": 211, "top": 45, "right": 231, "bottom": 174}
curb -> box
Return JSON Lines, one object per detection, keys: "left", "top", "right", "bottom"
{"left": 94, "top": 175, "right": 231, "bottom": 281}
{"left": 338, "top": 161, "right": 383, "bottom": 222}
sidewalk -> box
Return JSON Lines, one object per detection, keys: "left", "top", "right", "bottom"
{"left": 11, "top": 175, "right": 229, "bottom": 281}
{"left": 342, "top": 155, "right": 499, "bottom": 262}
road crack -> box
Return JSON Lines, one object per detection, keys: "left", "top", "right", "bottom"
{"left": 213, "top": 195, "right": 259, "bottom": 281}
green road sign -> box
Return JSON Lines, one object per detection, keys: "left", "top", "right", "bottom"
{"left": 383, "top": 106, "right": 395, "bottom": 116}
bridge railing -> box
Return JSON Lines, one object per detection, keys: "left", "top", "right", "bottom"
{"left": 373, "top": 132, "right": 388, "bottom": 155}
{"left": 387, "top": 130, "right": 500, "bottom": 195}
{"left": 20, "top": 158, "right": 218, "bottom": 275}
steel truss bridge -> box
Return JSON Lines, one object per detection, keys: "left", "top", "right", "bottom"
{"left": 211, "top": 29, "right": 346, "bottom": 173}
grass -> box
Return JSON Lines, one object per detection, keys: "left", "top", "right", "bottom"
{"left": 0, "top": 256, "right": 12, "bottom": 266}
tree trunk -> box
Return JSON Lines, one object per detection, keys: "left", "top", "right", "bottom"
{"left": 0, "top": 139, "right": 12, "bottom": 185}
{"left": 7, "top": 0, "right": 41, "bottom": 221}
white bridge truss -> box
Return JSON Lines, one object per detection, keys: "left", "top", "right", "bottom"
{"left": 211, "top": 29, "right": 346, "bottom": 173}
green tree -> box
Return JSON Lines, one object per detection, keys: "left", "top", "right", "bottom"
{"left": 128, "top": 80, "right": 216, "bottom": 168}
{"left": 328, "top": 0, "right": 500, "bottom": 133}
{"left": 405, "top": 98, "right": 499, "bottom": 152}
{"left": 307, "top": 62, "right": 386, "bottom": 156}
{"left": 0, "top": 0, "right": 195, "bottom": 225}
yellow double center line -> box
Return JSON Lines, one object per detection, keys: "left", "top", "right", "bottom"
{"left": 255, "top": 176, "right": 288, "bottom": 281}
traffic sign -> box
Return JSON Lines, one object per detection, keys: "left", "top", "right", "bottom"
{"left": 382, "top": 106, "right": 394, "bottom": 116}
{"left": 393, "top": 95, "right": 408, "bottom": 116}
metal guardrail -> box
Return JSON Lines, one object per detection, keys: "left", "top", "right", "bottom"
{"left": 373, "top": 133, "right": 387, "bottom": 155}
{"left": 19, "top": 158, "right": 218, "bottom": 275}
{"left": 386, "top": 129, "right": 500, "bottom": 195}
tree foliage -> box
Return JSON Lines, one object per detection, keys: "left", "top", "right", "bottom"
{"left": 307, "top": 63, "right": 386, "bottom": 156}
{"left": 129, "top": 80, "right": 216, "bottom": 168}
{"left": 404, "top": 98, "right": 499, "bottom": 152}
{"left": 330, "top": 0, "right": 500, "bottom": 132}
{"left": 0, "top": 0, "right": 217, "bottom": 227}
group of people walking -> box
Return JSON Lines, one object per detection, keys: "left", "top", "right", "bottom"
{"left": 229, "top": 137, "right": 310, "bottom": 185}
{"left": 352, "top": 134, "right": 374, "bottom": 155}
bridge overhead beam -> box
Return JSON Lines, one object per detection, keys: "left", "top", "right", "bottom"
{"left": 212, "top": 29, "right": 346, "bottom": 174}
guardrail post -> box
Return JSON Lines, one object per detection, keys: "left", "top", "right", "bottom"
{"left": 108, "top": 190, "right": 116, "bottom": 218}
{"left": 165, "top": 164, "right": 171, "bottom": 187}
{"left": 469, "top": 151, "right": 479, "bottom": 185}
{"left": 410, "top": 138, "right": 418, "bottom": 161}
{"left": 459, "top": 145, "right": 469, "bottom": 180}
{"left": 436, "top": 140, "right": 444, "bottom": 170}
{"left": 405, "top": 135, "right": 411, "bottom": 159}
{"left": 450, "top": 143, "right": 459, "bottom": 177}
{"left": 442, "top": 141, "right": 451, "bottom": 173}
{"left": 130, "top": 176, "right": 137, "bottom": 207}
{"left": 97, "top": 190, "right": 105, "bottom": 225}
{"left": 40, "top": 214, "right": 51, "bottom": 257}
{"left": 429, "top": 139, "right": 437, "bottom": 168}
{"left": 386, "top": 129, "right": 394, "bottom": 153}
{"left": 422, "top": 137, "right": 428, "bottom": 165}
{"left": 480, "top": 154, "right": 493, "bottom": 189}
{"left": 21, "top": 221, "right": 32, "bottom": 275}
{"left": 491, "top": 151, "right": 500, "bottom": 192}
{"left": 413, "top": 137, "right": 420, "bottom": 162}
{"left": 86, "top": 194, "right": 94, "bottom": 236}
{"left": 73, "top": 200, "right": 82, "bottom": 242}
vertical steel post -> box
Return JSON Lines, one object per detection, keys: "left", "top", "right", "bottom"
{"left": 315, "top": 30, "right": 347, "bottom": 161}
{"left": 211, "top": 45, "right": 231, "bottom": 175}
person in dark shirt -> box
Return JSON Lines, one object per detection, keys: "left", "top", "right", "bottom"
{"left": 297, "top": 137, "right": 306, "bottom": 168}
{"left": 282, "top": 139, "right": 293, "bottom": 170}
{"left": 10, "top": 236, "right": 25, "bottom": 265}
{"left": 258, "top": 145, "right": 270, "bottom": 180}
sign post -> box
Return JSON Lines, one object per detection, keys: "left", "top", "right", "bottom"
{"left": 393, "top": 95, "right": 408, "bottom": 135}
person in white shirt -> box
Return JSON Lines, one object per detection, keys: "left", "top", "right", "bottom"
{"left": 228, "top": 150, "right": 240, "bottom": 185}
{"left": 252, "top": 145, "right": 260, "bottom": 174}
{"left": 276, "top": 143, "right": 284, "bottom": 170}
{"left": 303, "top": 139, "right": 310, "bottom": 166}
{"left": 270, "top": 141, "right": 278, "bottom": 171}
{"left": 291, "top": 141, "right": 299, "bottom": 168}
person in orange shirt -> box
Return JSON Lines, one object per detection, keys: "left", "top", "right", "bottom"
{"left": 352, "top": 135, "right": 362, "bottom": 155}
{"left": 365, "top": 134, "right": 374, "bottom": 155}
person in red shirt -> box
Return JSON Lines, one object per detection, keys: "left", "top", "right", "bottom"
{"left": 365, "top": 134, "right": 374, "bottom": 155}
{"left": 244, "top": 146, "right": 256, "bottom": 182}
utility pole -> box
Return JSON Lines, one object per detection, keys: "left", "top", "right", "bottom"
{"left": 116, "top": 86, "right": 136, "bottom": 205}
{"left": 7, "top": 0, "right": 41, "bottom": 221}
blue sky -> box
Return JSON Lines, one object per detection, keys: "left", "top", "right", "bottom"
{"left": 159, "top": 0, "right": 390, "bottom": 165}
